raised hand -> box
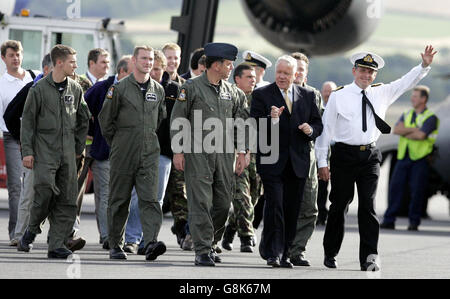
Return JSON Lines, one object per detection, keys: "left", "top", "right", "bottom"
{"left": 421, "top": 45, "right": 437, "bottom": 68}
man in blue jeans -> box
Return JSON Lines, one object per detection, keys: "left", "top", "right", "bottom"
{"left": 381, "top": 85, "right": 439, "bottom": 231}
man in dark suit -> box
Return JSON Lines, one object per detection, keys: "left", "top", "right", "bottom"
{"left": 250, "top": 55, "right": 323, "bottom": 268}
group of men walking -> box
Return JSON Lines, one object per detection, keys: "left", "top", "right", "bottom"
{"left": 0, "top": 37, "right": 438, "bottom": 271}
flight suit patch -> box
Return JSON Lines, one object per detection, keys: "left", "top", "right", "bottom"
{"left": 178, "top": 89, "right": 186, "bottom": 101}
{"left": 64, "top": 95, "right": 74, "bottom": 105}
{"left": 220, "top": 92, "right": 232, "bottom": 101}
{"left": 146, "top": 92, "right": 157, "bottom": 102}
{"left": 106, "top": 86, "right": 114, "bottom": 99}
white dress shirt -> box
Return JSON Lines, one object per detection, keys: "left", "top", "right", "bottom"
{"left": 0, "top": 71, "right": 34, "bottom": 132}
{"left": 86, "top": 70, "right": 98, "bottom": 85}
{"left": 316, "top": 63, "right": 431, "bottom": 168}
{"left": 255, "top": 80, "right": 270, "bottom": 89}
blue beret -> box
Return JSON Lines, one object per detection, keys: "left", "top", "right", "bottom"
{"left": 204, "top": 42, "right": 238, "bottom": 61}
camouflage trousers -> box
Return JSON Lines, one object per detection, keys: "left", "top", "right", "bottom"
{"left": 165, "top": 164, "right": 188, "bottom": 226}
{"left": 228, "top": 155, "right": 262, "bottom": 237}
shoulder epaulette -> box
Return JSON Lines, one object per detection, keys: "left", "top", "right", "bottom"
{"left": 333, "top": 86, "right": 344, "bottom": 92}
{"left": 371, "top": 83, "right": 383, "bottom": 87}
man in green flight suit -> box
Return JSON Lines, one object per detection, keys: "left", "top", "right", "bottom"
{"left": 99, "top": 45, "right": 167, "bottom": 261}
{"left": 18, "top": 45, "right": 90, "bottom": 259}
{"left": 170, "top": 42, "right": 249, "bottom": 266}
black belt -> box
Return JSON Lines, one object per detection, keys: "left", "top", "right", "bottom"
{"left": 335, "top": 142, "right": 376, "bottom": 151}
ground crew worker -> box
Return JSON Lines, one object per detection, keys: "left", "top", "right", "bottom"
{"left": 381, "top": 85, "right": 439, "bottom": 231}
{"left": 289, "top": 52, "right": 324, "bottom": 267}
{"left": 222, "top": 63, "right": 261, "bottom": 253}
{"left": 171, "top": 42, "right": 249, "bottom": 266}
{"left": 99, "top": 45, "right": 167, "bottom": 261}
{"left": 18, "top": 45, "right": 90, "bottom": 259}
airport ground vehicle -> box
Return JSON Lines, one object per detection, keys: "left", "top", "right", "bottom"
{"left": 0, "top": 6, "right": 125, "bottom": 189}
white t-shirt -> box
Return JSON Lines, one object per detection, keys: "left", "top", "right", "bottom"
{"left": 0, "top": 70, "right": 34, "bottom": 132}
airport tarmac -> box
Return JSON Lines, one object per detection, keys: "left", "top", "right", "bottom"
{"left": 0, "top": 160, "right": 449, "bottom": 279}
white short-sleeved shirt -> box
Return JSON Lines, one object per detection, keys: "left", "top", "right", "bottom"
{"left": 315, "top": 63, "right": 431, "bottom": 168}
{"left": 0, "top": 71, "right": 34, "bottom": 132}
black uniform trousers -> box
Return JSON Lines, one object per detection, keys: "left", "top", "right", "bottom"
{"left": 317, "top": 179, "right": 329, "bottom": 222}
{"left": 323, "top": 143, "right": 381, "bottom": 265}
{"left": 259, "top": 158, "right": 306, "bottom": 261}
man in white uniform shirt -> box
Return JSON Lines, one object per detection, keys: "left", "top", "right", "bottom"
{"left": 315, "top": 46, "right": 436, "bottom": 271}
{"left": 0, "top": 40, "right": 36, "bottom": 244}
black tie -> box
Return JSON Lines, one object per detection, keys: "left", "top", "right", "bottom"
{"left": 361, "top": 90, "right": 391, "bottom": 134}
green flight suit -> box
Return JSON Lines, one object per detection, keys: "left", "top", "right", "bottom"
{"left": 170, "top": 72, "right": 248, "bottom": 255}
{"left": 99, "top": 73, "right": 166, "bottom": 250}
{"left": 289, "top": 84, "right": 324, "bottom": 258}
{"left": 21, "top": 73, "right": 90, "bottom": 251}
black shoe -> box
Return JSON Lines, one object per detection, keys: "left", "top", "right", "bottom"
{"left": 324, "top": 256, "right": 337, "bottom": 268}
{"left": 291, "top": 254, "right": 311, "bottom": 267}
{"left": 65, "top": 236, "right": 86, "bottom": 252}
{"left": 280, "top": 258, "right": 294, "bottom": 268}
{"left": 137, "top": 246, "right": 146, "bottom": 255}
{"left": 123, "top": 243, "right": 138, "bottom": 254}
{"left": 251, "top": 235, "right": 257, "bottom": 247}
{"left": 361, "top": 261, "right": 380, "bottom": 272}
{"left": 213, "top": 244, "right": 222, "bottom": 254}
{"left": 102, "top": 240, "right": 110, "bottom": 250}
{"left": 407, "top": 224, "right": 419, "bottom": 231}
{"left": 380, "top": 222, "right": 395, "bottom": 229}
{"left": 240, "top": 236, "right": 253, "bottom": 253}
{"left": 316, "top": 218, "right": 327, "bottom": 226}
{"left": 221, "top": 225, "right": 236, "bottom": 251}
{"left": 109, "top": 247, "right": 127, "bottom": 260}
{"left": 181, "top": 234, "right": 194, "bottom": 251}
{"left": 17, "top": 230, "right": 36, "bottom": 252}
{"left": 267, "top": 257, "right": 280, "bottom": 267}
{"left": 145, "top": 241, "right": 166, "bottom": 261}
{"left": 195, "top": 253, "right": 215, "bottom": 266}
{"left": 171, "top": 220, "right": 187, "bottom": 246}
{"left": 48, "top": 247, "right": 73, "bottom": 259}
{"left": 209, "top": 248, "right": 222, "bottom": 263}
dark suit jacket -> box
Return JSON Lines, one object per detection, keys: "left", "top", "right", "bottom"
{"left": 158, "top": 72, "right": 181, "bottom": 158}
{"left": 84, "top": 75, "right": 116, "bottom": 161}
{"left": 250, "top": 82, "right": 323, "bottom": 178}
{"left": 180, "top": 71, "right": 191, "bottom": 80}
